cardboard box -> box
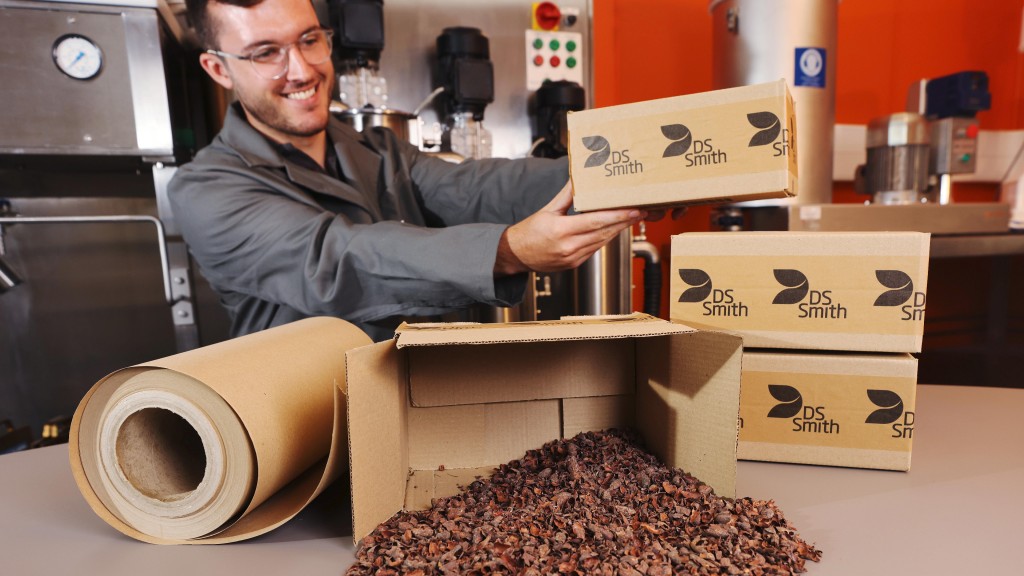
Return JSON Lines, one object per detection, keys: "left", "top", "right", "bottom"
{"left": 345, "top": 313, "right": 743, "bottom": 542}
{"left": 567, "top": 79, "right": 796, "bottom": 212}
{"left": 670, "top": 231, "right": 931, "bottom": 353}
{"left": 737, "top": 350, "right": 918, "bottom": 471}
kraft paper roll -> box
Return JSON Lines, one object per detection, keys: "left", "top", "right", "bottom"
{"left": 69, "top": 317, "right": 371, "bottom": 544}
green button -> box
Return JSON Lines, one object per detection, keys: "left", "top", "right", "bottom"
{"left": 566, "top": 40, "right": 577, "bottom": 52}
{"left": 549, "top": 39, "right": 560, "bottom": 51}
{"left": 960, "top": 153, "right": 971, "bottom": 163}
{"left": 566, "top": 56, "right": 577, "bottom": 69}
{"left": 533, "top": 38, "right": 543, "bottom": 50}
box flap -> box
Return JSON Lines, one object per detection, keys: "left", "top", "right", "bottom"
{"left": 395, "top": 313, "right": 695, "bottom": 347}
{"left": 635, "top": 330, "right": 743, "bottom": 498}
{"left": 346, "top": 341, "right": 409, "bottom": 543}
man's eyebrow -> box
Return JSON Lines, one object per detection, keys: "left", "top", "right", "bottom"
{"left": 239, "top": 26, "right": 323, "bottom": 53}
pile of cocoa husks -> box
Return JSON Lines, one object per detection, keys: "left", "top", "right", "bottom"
{"left": 348, "top": 429, "right": 821, "bottom": 575}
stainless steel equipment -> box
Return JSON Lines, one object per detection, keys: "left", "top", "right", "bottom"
{"left": 907, "top": 71, "right": 991, "bottom": 205}
{"left": 329, "top": 103, "right": 422, "bottom": 144}
{"left": 0, "top": 0, "right": 219, "bottom": 439}
{"left": 710, "top": 0, "right": 838, "bottom": 207}
{"left": 855, "top": 113, "right": 931, "bottom": 205}
{"left": 0, "top": 0, "right": 173, "bottom": 158}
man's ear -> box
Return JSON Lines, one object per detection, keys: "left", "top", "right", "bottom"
{"left": 199, "top": 52, "right": 235, "bottom": 90}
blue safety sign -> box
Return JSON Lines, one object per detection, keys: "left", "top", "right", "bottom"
{"left": 794, "top": 47, "right": 826, "bottom": 88}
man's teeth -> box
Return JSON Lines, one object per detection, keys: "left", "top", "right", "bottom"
{"left": 287, "top": 86, "right": 316, "bottom": 100}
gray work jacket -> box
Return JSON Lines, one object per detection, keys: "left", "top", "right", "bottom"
{"left": 168, "top": 104, "right": 567, "bottom": 341}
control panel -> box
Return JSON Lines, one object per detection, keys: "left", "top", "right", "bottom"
{"left": 525, "top": 2, "right": 584, "bottom": 91}
{"left": 931, "top": 117, "right": 980, "bottom": 175}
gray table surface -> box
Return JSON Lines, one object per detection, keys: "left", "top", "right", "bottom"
{"left": 2, "top": 384, "right": 1022, "bottom": 575}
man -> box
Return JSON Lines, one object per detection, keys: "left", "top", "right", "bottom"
{"left": 171, "top": 0, "right": 647, "bottom": 341}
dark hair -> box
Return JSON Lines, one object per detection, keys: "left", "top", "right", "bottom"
{"left": 186, "top": 0, "right": 265, "bottom": 49}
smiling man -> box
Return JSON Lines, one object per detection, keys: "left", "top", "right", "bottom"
{"left": 171, "top": 0, "right": 646, "bottom": 341}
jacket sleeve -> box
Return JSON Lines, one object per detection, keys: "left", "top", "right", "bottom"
{"left": 366, "top": 127, "right": 569, "bottom": 227}
{"left": 168, "top": 162, "right": 530, "bottom": 324}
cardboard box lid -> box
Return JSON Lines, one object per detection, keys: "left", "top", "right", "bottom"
{"left": 394, "top": 313, "right": 697, "bottom": 346}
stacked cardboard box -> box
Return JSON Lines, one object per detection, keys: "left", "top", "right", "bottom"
{"left": 671, "top": 232, "right": 930, "bottom": 471}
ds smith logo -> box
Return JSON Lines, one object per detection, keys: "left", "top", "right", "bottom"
{"left": 581, "top": 135, "right": 643, "bottom": 178}
{"left": 772, "top": 269, "right": 848, "bottom": 319}
{"left": 767, "top": 384, "right": 839, "bottom": 435}
{"left": 677, "top": 269, "right": 748, "bottom": 317}
{"left": 661, "top": 124, "right": 727, "bottom": 167}
{"left": 874, "top": 270, "right": 926, "bottom": 321}
{"left": 746, "top": 112, "right": 790, "bottom": 157}
{"left": 865, "top": 389, "right": 915, "bottom": 439}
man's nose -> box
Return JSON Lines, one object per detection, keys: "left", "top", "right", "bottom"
{"left": 285, "top": 45, "right": 315, "bottom": 81}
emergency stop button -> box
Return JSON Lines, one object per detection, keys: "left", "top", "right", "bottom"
{"left": 533, "top": 2, "right": 561, "bottom": 31}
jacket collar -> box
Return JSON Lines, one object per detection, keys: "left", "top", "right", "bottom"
{"left": 217, "top": 103, "right": 383, "bottom": 217}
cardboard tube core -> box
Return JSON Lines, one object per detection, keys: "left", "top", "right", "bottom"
{"left": 115, "top": 408, "right": 207, "bottom": 502}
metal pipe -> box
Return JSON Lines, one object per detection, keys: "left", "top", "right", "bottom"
{"left": 0, "top": 215, "right": 174, "bottom": 304}
{"left": 0, "top": 257, "right": 21, "bottom": 292}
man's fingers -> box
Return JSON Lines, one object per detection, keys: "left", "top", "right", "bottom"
{"left": 542, "top": 181, "right": 575, "bottom": 214}
{"left": 560, "top": 208, "right": 643, "bottom": 234}
{"left": 644, "top": 209, "right": 666, "bottom": 222}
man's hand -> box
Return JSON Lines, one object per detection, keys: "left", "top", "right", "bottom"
{"left": 494, "top": 182, "right": 645, "bottom": 276}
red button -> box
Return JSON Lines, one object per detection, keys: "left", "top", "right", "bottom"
{"left": 966, "top": 124, "right": 980, "bottom": 138}
{"left": 534, "top": 2, "right": 561, "bottom": 31}
{"left": 549, "top": 55, "right": 561, "bottom": 67}
{"left": 533, "top": 55, "right": 544, "bottom": 66}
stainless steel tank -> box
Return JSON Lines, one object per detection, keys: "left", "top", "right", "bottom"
{"left": 710, "top": 0, "right": 838, "bottom": 206}
{"left": 331, "top": 106, "right": 422, "bottom": 146}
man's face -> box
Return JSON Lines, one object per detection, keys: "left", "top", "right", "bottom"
{"left": 202, "top": 0, "right": 334, "bottom": 143}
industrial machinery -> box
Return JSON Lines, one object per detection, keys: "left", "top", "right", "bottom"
{"left": 907, "top": 71, "right": 992, "bottom": 205}
{"left": 801, "top": 70, "right": 1009, "bottom": 234}
{"left": 0, "top": 0, "right": 218, "bottom": 439}
{"left": 855, "top": 112, "right": 932, "bottom": 206}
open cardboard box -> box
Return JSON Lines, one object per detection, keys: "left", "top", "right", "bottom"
{"left": 345, "top": 314, "right": 743, "bottom": 542}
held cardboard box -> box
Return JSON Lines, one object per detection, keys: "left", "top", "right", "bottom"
{"left": 344, "top": 313, "right": 743, "bottom": 542}
{"left": 567, "top": 79, "right": 796, "bottom": 212}
{"left": 737, "top": 350, "right": 918, "bottom": 471}
{"left": 670, "top": 231, "right": 931, "bottom": 353}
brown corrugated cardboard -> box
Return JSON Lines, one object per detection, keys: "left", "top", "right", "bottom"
{"left": 562, "top": 395, "right": 635, "bottom": 438}
{"left": 407, "top": 400, "right": 561, "bottom": 470}
{"left": 737, "top": 350, "right": 918, "bottom": 471}
{"left": 408, "top": 339, "right": 634, "bottom": 407}
{"left": 567, "top": 79, "right": 797, "bottom": 212}
{"left": 786, "top": 203, "right": 1010, "bottom": 234}
{"left": 670, "top": 231, "right": 930, "bottom": 353}
{"left": 345, "top": 313, "right": 744, "bottom": 542}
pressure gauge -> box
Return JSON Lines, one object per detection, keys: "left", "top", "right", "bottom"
{"left": 53, "top": 34, "right": 103, "bottom": 80}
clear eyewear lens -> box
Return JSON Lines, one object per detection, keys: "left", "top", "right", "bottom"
{"left": 249, "top": 30, "right": 333, "bottom": 80}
